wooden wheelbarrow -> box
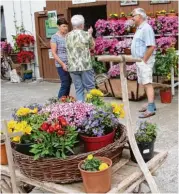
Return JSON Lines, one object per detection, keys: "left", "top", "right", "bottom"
{"left": 0, "top": 55, "right": 167, "bottom": 193}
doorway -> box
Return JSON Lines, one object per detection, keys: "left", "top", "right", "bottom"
{"left": 70, "top": 5, "right": 107, "bottom": 37}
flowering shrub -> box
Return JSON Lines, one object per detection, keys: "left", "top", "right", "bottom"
{"left": 80, "top": 154, "right": 109, "bottom": 171}
{"left": 0, "top": 41, "right": 12, "bottom": 55}
{"left": 135, "top": 121, "right": 157, "bottom": 143}
{"left": 16, "top": 34, "right": 35, "bottom": 47}
{"left": 30, "top": 116, "right": 78, "bottom": 160}
{"left": 40, "top": 101, "right": 94, "bottom": 127}
{"left": 78, "top": 108, "right": 119, "bottom": 137}
{"left": 115, "top": 39, "right": 132, "bottom": 54}
{"left": 17, "top": 51, "right": 34, "bottom": 63}
{"left": 156, "top": 37, "right": 177, "bottom": 51}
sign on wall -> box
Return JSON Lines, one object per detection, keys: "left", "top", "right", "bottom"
{"left": 45, "top": 20, "right": 58, "bottom": 38}
{"left": 47, "top": 10, "right": 57, "bottom": 28}
{"left": 72, "top": 0, "right": 96, "bottom": 4}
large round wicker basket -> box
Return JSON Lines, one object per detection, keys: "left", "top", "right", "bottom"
{"left": 12, "top": 124, "right": 127, "bottom": 183}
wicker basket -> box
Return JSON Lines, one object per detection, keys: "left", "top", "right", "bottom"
{"left": 12, "top": 124, "right": 127, "bottom": 183}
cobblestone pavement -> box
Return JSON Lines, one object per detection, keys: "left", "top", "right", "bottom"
{"left": 1, "top": 80, "right": 178, "bottom": 193}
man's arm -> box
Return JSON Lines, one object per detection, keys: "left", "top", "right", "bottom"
{"left": 143, "top": 46, "right": 155, "bottom": 63}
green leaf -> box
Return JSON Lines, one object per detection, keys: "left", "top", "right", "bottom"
{"left": 66, "top": 146, "right": 74, "bottom": 154}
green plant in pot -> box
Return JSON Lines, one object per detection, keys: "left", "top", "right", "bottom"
{"left": 23, "top": 69, "right": 33, "bottom": 80}
{"left": 130, "top": 121, "right": 157, "bottom": 163}
{"left": 78, "top": 154, "right": 112, "bottom": 193}
{"left": 155, "top": 48, "right": 178, "bottom": 103}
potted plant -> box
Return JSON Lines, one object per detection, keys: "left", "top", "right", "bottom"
{"left": 155, "top": 48, "right": 178, "bottom": 103}
{"left": 0, "top": 41, "right": 12, "bottom": 57}
{"left": 130, "top": 121, "right": 157, "bottom": 163}
{"left": 109, "top": 13, "right": 118, "bottom": 20}
{"left": 30, "top": 116, "right": 78, "bottom": 160}
{"left": 78, "top": 154, "right": 112, "bottom": 193}
{"left": 9, "top": 105, "right": 43, "bottom": 155}
{"left": 17, "top": 51, "right": 34, "bottom": 63}
{"left": 120, "top": 12, "right": 127, "bottom": 21}
{"left": 124, "top": 19, "right": 136, "bottom": 34}
{"left": 23, "top": 69, "right": 33, "bottom": 80}
{"left": 16, "top": 34, "right": 35, "bottom": 47}
{"left": 167, "top": 10, "right": 177, "bottom": 17}
{"left": 0, "top": 134, "right": 8, "bottom": 165}
{"left": 86, "top": 89, "right": 105, "bottom": 107}
{"left": 78, "top": 107, "right": 121, "bottom": 152}
{"left": 126, "top": 63, "right": 137, "bottom": 81}
{"left": 156, "top": 10, "right": 166, "bottom": 17}
{"left": 147, "top": 12, "right": 155, "bottom": 18}
{"left": 108, "top": 64, "right": 120, "bottom": 79}
{"left": 127, "top": 12, "right": 133, "bottom": 20}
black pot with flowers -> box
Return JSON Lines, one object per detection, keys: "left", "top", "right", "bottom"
{"left": 130, "top": 121, "right": 157, "bottom": 163}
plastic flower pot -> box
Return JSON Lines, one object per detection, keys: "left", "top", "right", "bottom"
{"left": 80, "top": 130, "right": 115, "bottom": 152}
{"left": 160, "top": 89, "right": 172, "bottom": 103}
{"left": 11, "top": 142, "right": 33, "bottom": 156}
{"left": 130, "top": 140, "right": 155, "bottom": 163}
{"left": 78, "top": 157, "right": 112, "bottom": 193}
{"left": 0, "top": 143, "right": 8, "bottom": 165}
{"left": 24, "top": 73, "right": 32, "bottom": 80}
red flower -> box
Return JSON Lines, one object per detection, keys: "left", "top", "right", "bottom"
{"left": 16, "top": 34, "right": 35, "bottom": 48}
{"left": 58, "top": 116, "right": 68, "bottom": 127}
{"left": 57, "top": 130, "right": 65, "bottom": 136}
{"left": 17, "top": 51, "right": 34, "bottom": 63}
{"left": 48, "top": 126, "right": 55, "bottom": 133}
{"left": 41, "top": 122, "right": 50, "bottom": 131}
{"left": 54, "top": 123, "right": 62, "bottom": 131}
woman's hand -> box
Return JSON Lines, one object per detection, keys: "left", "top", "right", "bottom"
{"left": 62, "top": 63, "right": 68, "bottom": 71}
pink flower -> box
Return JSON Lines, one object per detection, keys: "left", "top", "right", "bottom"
{"left": 40, "top": 102, "right": 94, "bottom": 127}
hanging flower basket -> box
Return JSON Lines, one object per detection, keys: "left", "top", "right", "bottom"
{"left": 16, "top": 34, "right": 35, "bottom": 48}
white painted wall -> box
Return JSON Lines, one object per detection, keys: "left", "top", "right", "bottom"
{"left": 1, "top": 0, "right": 46, "bottom": 79}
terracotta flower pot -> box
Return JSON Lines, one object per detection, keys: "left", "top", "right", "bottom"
{"left": 78, "top": 157, "right": 112, "bottom": 193}
{"left": 167, "top": 13, "right": 177, "bottom": 17}
{"left": 80, "top": 130, "right": 115, "bottom": 152}
{"left": 131, "top": 27, "right": 136, "bottom": 33}
{"left": 0, "top": 143, "right": 8, "bottom": 165}
{"left": 124, "top": 48, "right": 131, "bottom": 55}
{"left": 160, "top": 89, "right": 172, "bottom": 103}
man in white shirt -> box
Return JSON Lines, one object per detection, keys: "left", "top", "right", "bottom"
{"left": 131, "top": 8, "right": 156, "bottom": 118}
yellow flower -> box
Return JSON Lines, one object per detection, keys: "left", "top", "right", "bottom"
{"left": 87, "top": 154, "right": 93, "bottom": 160}
{"left": 99, "top": 163, "right": 109, "bottom": 171}
{"left": 8, "top": 120, "right": 17, "bottom": 131}
{"left": 167, "top": 73, "right": 171, "bottom": 80}
{"left": 86, "top": 94, "right": 93, "bottom": 99}
{"left": 114, "top": 14, "right": 118, "bottom": 17}
{"left": 90, "top": 89, "right": 103, "bottom": 97}
{"left": 12, "top": 136, "right": 20, "bottom": 142}
{"left": 111, "top": 103, "right": 125, "bottom": 118}
{"left": 16, "top": 107, "right": 31, "bottom": 117}
{"left": 24, "top": 126, "right": 32, "bottom": 134}
{"left": 30, "top": 108, "right": 38, "bottom": 114}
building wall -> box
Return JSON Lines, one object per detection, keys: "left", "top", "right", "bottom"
{"left": 46, "top": 0, "right": 178, "bottom": 18}
{"left": 1, "top": 0, "right": 46, "bottom": 79}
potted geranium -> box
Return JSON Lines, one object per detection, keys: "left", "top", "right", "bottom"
{"left": 78, "top": 154, "right": 112, "bottom": 193}
{"left": 23, "top": 69, "right": 33, "bottom": 80}
{"left": 16, "top": 34, "right": 35, "bottom": 47}
{"left": 130, "top": 121, "right": 157, "bottom": 163}
{"left": 17, "top": 51, "right": 34, "bottom": 63}
{"left": 0, "top": 134, "right": 8, "bottom": 165}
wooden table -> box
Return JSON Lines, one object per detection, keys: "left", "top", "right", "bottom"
{"left": 0, "top": 149, "right": 167, "bottom": 193}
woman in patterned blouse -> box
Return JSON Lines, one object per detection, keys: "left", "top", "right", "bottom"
{"left": 50, "top": 18, "right": 71, "bottom": 98}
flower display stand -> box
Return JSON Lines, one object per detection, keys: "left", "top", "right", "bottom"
{"left": 0, "top": 56, "right": 168, "bottom": 193}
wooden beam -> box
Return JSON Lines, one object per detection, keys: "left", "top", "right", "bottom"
{"left": 2, "top": 121, "right": 18, "bottom": 193}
